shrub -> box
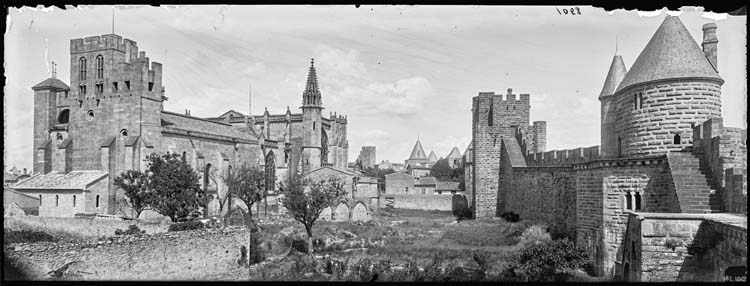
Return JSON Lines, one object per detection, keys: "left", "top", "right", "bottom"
{"left": 451, "top": 195, "right": 473, "bottom": 220}
{"left": 512, "top": 238, "right": 589, "bottom": 281}
{"left": 4, "top": 230, "right": 57, "bottom": 243}
{"left": 168, "top": 220, "right": 205, "bottom": 232}
{"left": 114, "top": 224, "right": 146, "bottom": 236}
{"left": 500, "top": 212, "right": 520, "bottom": 222}
{"left": 518, "top": 224, "right": 552, "bottom": 247}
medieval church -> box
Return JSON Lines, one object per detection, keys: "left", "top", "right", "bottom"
{"left": 14, "top": 33, "right": 349, "bottom": 218}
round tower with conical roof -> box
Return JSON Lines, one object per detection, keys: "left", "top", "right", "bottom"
{"left": 613, "top": 16, "right": 723, "bottom": 157}
{"left": 599, "top": 53, "right": 628, "bottom": 158}
{"left": 301, "top": 58, "right": 324, "bottom": 174}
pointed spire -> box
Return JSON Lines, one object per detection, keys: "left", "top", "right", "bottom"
{"left": 427, "top": 151, "right": 438, "bottom": 163}
{"left": 302, "top": 58, "right": 322, "bottom": 107}
{"left": 408, "top": 138, "right": 427, "bottom": 160}
{"left": 599, "top": 54, "right": 628, "bottom": 98}
{"left": 446, "top": 146, "right": 462, "bottom": 159}
{"left": 616, "top": 16, "right": 723, "bottom": 93}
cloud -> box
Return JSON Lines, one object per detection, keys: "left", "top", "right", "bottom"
{"left": 312, "top": 44, "right": 436, "bottom": 119}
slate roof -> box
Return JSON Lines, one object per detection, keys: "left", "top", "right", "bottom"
{"left": 436, "top": 181, "right": 460, "bottom": 191}
{"left": 446, "top": 146, "right": 462, "bottom": 159}
{"left": 13, "top": 171, "right": 108, "bottom": 190}
{"left": 32, "top": 77, "right": 70, "bottom": 91}
{"left": 427, "top": 151, "right": 438, "bottom": 163}
{"left": 161, "top": 111, "right": 254, "bottom": 140}
{"left": 415, "top": 176, "right": 437, "bottom": 186}
{"left": 599, "top": 55, "right": 628, "bottom": 98}
{"left": 616, "top": 16, "right": 722, "bottom": 93}
{"left": 408, "top": 140, "right": 428, "bottom": 160}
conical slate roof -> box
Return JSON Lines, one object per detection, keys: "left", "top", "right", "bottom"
{"left": 599, "top": 55, "right": 627, "bottom": 98}
{"left": 32, "top": 77, "right": 70, "bottom": 91}
{"left": 427, "top": 151, "right": 438, "bottom": 162}
{"left": 446, "top": 146, "right": 462, "bottom": 159}
{"left": 616, "top": 16, "right": 722, "bottom": 93}
{"left": 408, "top": 140, "right": 427, "bottom": 160}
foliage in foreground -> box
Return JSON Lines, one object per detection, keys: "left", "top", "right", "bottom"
{"left": 113, "top": 153, "right": 207, "bottom": 222}
{"left": 4, "top": 229, "right": 57, "bottom": 243}
{"left": 114, "top": 225, "right": 146, "bottom": 236}
{"left": 508, "top": 238, "right": 590, "bottom": 281}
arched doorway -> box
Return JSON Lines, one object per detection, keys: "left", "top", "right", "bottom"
{"left": 623, "top": 263, "right": 630, "bottom": 282}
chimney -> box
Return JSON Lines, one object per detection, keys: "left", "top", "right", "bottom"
{"left": 507, "top": 88, "right": 513, "bottom": 95}
{"left": 702, "top": 23, "right": 718, "bottom": 71}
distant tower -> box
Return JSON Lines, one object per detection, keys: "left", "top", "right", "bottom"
{"left": 300, "top": 59, "right": 324, "bottom": 174}
{"left": 31, "top": 75, "right": 70, "bottom": 174}
{"left": 599, "top": 51, "right": 628, "bottom": 158}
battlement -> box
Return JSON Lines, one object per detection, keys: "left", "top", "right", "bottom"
{"left": 70, "top": 34, "right": 136, "bottom": 54}
{"left": 525, "top": 145, "right": 601, "bottom": 166}
{"left": 474, "top": 90, "right": 531, "bottom": 103}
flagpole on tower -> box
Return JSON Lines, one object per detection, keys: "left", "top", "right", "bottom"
{"left": 112, "top": 6, "right": 115, "bottom": 35}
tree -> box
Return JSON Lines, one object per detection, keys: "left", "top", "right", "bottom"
{"left": 429, "top": 158, "right": 453, "bottom": 181}
{"left": 222, "top": 163, "right": 267, "bottom": 230}
{"left": 144, "top": 153, "right": 207, "bottom": 222}
{"left": 280, "top": 175, "right": 346, "bottom": 254}
{"left": 113, "top": 170, "right": 152, "bottom": 219}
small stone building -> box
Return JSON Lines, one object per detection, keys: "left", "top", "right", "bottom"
{"left": 385, "top": 172, "right": 415, "bottom": 195}
{"left": 13, "top": 171, "right": 109, "bottom": 217}
{"left": 414, "top": 176, "right": 437, "bottom": 195}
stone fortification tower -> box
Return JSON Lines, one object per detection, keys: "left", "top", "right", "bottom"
{"left": 611, "top": 16, "right": 723, "bottom": 157}
{"left": 599, "top": 53, "right": 628, "bottom": 158}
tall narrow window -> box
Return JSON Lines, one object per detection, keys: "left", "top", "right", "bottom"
{"left": 633, "top": 94, "right": 638, "bottom": 110}
{"left": 79, "top": 57, "right": 87, "bottom": 81}
{"left": 182, "top": 151, "right": 187, "bottom": 162}
{"left": 96, "top": 195, "right": 100, "bottom": 208}
{"left": 624, "top": 192, "right": 632, "bottom": 210}
{"left": 55, "top": 195, "right": 59, "bottom": 207}
{"left": 113, "top": 82, "right": 118, "bottom": 91}
{"left": 39, "top": 195, "right": 42, "bottom": 206}
{"left": 488, "top": 103, "right": 494, "bottom": 126}
{"left": 638, "top": 93, "right": 644, "bottom": 109}
{"left": 73, "top": 195, "right": 76, "bottom": 207}
{"left": 673, "top": 133, "right": 681, "bottom": 144}
{"left": 634, "top": 192, "right": 642, "bottom": 211}
{"left": 96, "top": 55, "right": 104, "bottom": 79}
{"left": 204, "top": 163, "right": 212, "bottom": 192}
{"left": 125, "top": 81, "right": 130, "bottom": 90}
{"left": 148, "top": 82, "right": 154, "bottom": 92}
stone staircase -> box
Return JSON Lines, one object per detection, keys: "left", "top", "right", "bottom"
{"left": 667, "top": 152, "right": 723, "bottom": 213}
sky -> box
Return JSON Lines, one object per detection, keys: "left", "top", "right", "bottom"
{"left": 4, "top": 5, "right": 747, "bottom": 171}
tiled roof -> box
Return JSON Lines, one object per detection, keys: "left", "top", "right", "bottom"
{"left": 436, "top": 181, "right": 460, "bottom": 191}
{"left": 408, "top": 140, "right": 427, "bottom": 160}
{"left": 415, "top": 176, "right": 437, "bottom": 186}
{"left": 616, "top": 16, "right": 722, "bottom": 93}
{"left": 161, "top": 111, "right": 254, "bottom": 141}
{"left": 599, "top": 55, "right": 627, "bottom": 98}
{"left": 13, "top": 171, "right": 108, "bottom": 190}
{"left": 446, "top": 146, "right": 462, "bottom": 159}
{"left": 32, "top": 77, "right": 70, "bottom": 91}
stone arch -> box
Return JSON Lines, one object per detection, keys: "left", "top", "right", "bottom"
{"left": 57, "top": 109, "right": 70, "bottom": 124}
{"left": 319, "top": 206, "right": 333, "bottom": 221}
{"left": 351, "top": 201, "right": 370, "bottom": 221}
{"left": 333, "top": 202, "right": 350, "bottom": 221}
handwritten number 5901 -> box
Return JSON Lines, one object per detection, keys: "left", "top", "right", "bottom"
{"left": 557, "top": 7, "right": 582, "bottom": 15}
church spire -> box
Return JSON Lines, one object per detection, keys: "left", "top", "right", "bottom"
{"left": 302, "top": 58, "right": 322, "bottom": 108}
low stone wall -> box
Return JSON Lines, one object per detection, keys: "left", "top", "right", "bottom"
{"left": 622, "top": 213, "right": 748, "bottom": 282}
{"left": 4, "top": 215, "right": 169, "bottom": 238}
{"left": 5, "top": 228, "right": 249, "bottom": 280}
{"left": 388, "top": 194, "right": 452, "bottom": 211}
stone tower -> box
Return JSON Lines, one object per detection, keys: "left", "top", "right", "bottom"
{"left": 470, "top": 88, "right": 537, "bottom": 218}
{"left": 300, "top": 59, "right": 324, "bottom": 174}
{"left": 612, "top": 16, "right": 723, "bottom": 157}
{"left": 32, "top": 77, "right": 70, "bottom": 174}
{"left": 599, "top": 53, "right": 628, "bottom": 158}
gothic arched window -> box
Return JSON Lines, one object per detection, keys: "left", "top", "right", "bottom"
{"left": 321, "top": 130, "right": 329, "bottom": 165}
{"left": 265, "top": 152, "right": 276, "bottom": 191}
{"left": 79, "top": 57, "right": 87, "bottom": 81}
{"left": 204, "top": 163, "right": 212, "bottom": 192}
{"left": 96, "top": 55, "right": 104, "bottom": 79}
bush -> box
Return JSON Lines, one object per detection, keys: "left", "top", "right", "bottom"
{"left": 500, "top": 212, "right": 520, "bottom": 222}
{"left": 511, "top": 238, "right": 589, "bottom": 281}
{"left": 168, "top": 220, "right": 205, "bottom": 232}
{"left": 517, "top": 224, "right": 551, "bottom": 247}
{"left": 114, "top": 224, "right": 146, "bottom": 236}
{"left": 4, "top": 230, "right": 57, "bottom": 243}
{"left": 451, "top": 195, "right": 473, "bottom": 220}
